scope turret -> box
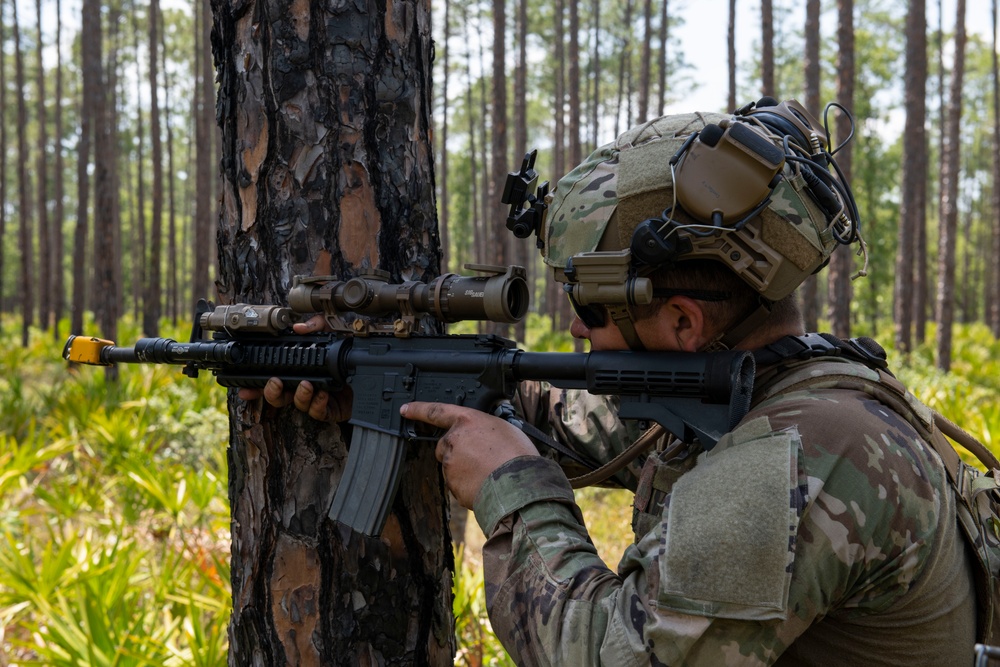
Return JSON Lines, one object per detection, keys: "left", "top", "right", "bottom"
{"left": 287, "top": 264, "right": 529, "bottom": 330}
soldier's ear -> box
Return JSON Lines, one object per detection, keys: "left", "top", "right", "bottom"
{"left": 659, "top": 296, "right": 711, "bottom": 353}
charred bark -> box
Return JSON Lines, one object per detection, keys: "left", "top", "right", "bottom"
{"left": 211, "top": 0, "right": 453, "bottom": 662}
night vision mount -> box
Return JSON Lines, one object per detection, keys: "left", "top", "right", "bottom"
{"left": 502, "top": 150, "right": 550, "bottom": 249}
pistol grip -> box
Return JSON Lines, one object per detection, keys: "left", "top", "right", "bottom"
{"left": 327, "top": 426, "right": 407, "bottom": 537}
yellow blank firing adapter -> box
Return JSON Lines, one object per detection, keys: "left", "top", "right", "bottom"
{"left": 62, "top": 335, "right": 115, "bottom": 366}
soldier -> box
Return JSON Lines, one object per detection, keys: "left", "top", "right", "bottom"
{"left": 246, "top": 100, "right": 979, "bottom": 664}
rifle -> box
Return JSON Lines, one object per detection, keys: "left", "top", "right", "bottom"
{"left": 64, "top": 268, "right": 754, "bottom": 539}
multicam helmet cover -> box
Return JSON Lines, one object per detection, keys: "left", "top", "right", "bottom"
{"left": 542, "top": 103, "right": 858, "bottom": 303}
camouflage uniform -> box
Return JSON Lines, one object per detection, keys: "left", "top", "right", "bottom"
{"left": 470, "top": 112, "right": 977, "bottom": 665}
{"left": 477, "top": 357, "right": 977, "bottom": 665}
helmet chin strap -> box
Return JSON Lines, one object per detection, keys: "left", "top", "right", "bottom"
{"left": 606, "top": 304, "right": 647, "bottom": 351}
{"left": 703, "top": 298, "right": 774, "bottom": 352}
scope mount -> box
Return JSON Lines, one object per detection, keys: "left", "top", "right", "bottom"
{"left": 502, "top": 149, "right": 550, "bottom": 249}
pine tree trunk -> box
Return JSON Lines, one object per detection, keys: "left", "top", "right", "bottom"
{"left": 13, "top": 0, "right": 33, "bottom": 345}
{"left": 132, "top": 11, "right": 147, "bottom": 322}
{"left": 991, "top": 0, "right": 1000, "bottom": 336}
{"left": 1, "top": 0, "right": 8, "bottom": 321}
{"left": 828, "top": 0, "right": 855, "bottom": 339}
{"left": 801, "top": 0, "right": 821, "bottom": 331}
{"left": 657, "top": 0, "right": 668, "bottom": 117}
{"left": 211, "top": 0, "right": 454, "bottom": 662}
{"left": 761, "top": 0, "right": 774, "bottom": 96}
{"left": 895, "top": 0, "right": 927, "bottom": 354}
{"left": 193, "top": 0, "right": 213, "bottom": 302}
{"left": 638, "top": 0, "right": 652, "bottom": 123}
{"left": 71, "top": 0, "right": 100, "bottom": 336}
{"left": 727, "top": 0, "right": 736, "bottom": 112}
{"left": 936, "top": 0, "right": 966, "bottom": 372}
{"left": 93, "top": 3, "right": 119, "bottom": 364}
{"left": 35, "top": 0, "right": 51, "bottom": 332}
{"left": 513, "top": 0, "right": 528, "bottom": 344}
{"left": 52, "top": 0, "right": 66, "bottom": 338}
{"left": 144, "top": 0, "right": 164, "bottom": 336}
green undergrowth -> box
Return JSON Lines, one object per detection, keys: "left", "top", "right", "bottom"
{"left": 0, "top": 317, "right": 230, "bottom": 665}
{"left": 1, "top": 315, "right": 997, "bottom": 664}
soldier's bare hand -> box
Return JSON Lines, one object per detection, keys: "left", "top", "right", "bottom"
{"left": 400, "top": 401, "right": 539, "bottom": 508}
{"left": 236, "top": 314, "right": 353, "bottom": 422}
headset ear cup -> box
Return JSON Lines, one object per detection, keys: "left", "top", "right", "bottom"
{"left": 748, "top": 111, "right": 810, "bottom": 148}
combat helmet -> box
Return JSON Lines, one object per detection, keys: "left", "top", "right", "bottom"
{"left": 540, "top": 97, "right": 865, "bottom": 350}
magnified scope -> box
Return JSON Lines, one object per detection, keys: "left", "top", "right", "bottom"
{"left": 287, "top": 264, "right": 529, "bottom": 324}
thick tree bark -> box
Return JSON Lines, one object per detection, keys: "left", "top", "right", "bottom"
{"left": 211, "top": 0, "right": 453, "bottom": 662}
{"left": 895, "top": 0, "right": 927, "bottom": 354}
{"left": 936, "top": 0, "right": 966, "bottom": 372}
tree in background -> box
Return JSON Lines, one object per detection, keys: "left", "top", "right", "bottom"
{"left": 210, "top": 0, "right": 453, "bottom": 661}
{"left": 52, "top": 0, "right": 66, "bottom": 339}
{"left": 144, "top": 0, "right": 163, "bottom": 336}
{"left": 936, "top": 0, "right": 967, "bottom": 371}
{"left": 192, "top": 0, "right": 213, "bottom": 304}
{"left": 800, "top": 0, "right": 821, "bottom": 332}
{"left": 13, "top": 0, "right": 32, "bottom": 346}
{"left": 829, "top": 0, "right": 855, "bottom": 338}
{"left": 35, "top": 0, "right": 50, "bottom": 333}
{"left": 1, "top": 0, "right": 8, "bottom": 325}
{"left": 895, "top": 0, "right": 928, "bottom": 355}
{"left": 761, "top": 0, "right": 775, "bottom": 95}
{"left": 991, "top": 0, "right": 1000, "bottom": 337}
{"left": 728, "top": 0, "right": 737, "bottom": 111}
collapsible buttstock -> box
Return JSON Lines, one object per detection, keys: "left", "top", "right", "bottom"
{"left": 327, "top": 426, "right": 407, "bottom": 537}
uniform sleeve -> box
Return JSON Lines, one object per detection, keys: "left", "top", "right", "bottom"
{"left": 513, "top": 381, "right": 651, "bottom": 489}
{"left": 472, "top": 402, "right": 954, "bottom": 666}
{"left": 472, "top": 450, "right": 804, "bottom": 666}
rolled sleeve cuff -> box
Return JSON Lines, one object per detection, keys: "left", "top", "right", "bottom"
{"left": 473, "top": 456, "right": 576, "bottom": 535}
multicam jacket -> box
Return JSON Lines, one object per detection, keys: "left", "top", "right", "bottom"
{"left": 477, "top": 354, "right": 977, "bottom": 666}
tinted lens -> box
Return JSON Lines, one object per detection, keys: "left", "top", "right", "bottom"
{"left": 568, "top": 293, "right": 606, "bottom": 329}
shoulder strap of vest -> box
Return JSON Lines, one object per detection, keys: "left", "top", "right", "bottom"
{"left": 754, "top": 332, "right": 891, "bottom": 374}
{"left": 754, "top": 334, "right": 1000, "bottom": 645}
{"left": 753, "top": 335, "right": 1000, "bottom": 477}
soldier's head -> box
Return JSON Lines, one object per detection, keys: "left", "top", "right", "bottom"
{"left": 541, "top": 98, "right": 864, "bottom": 351}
